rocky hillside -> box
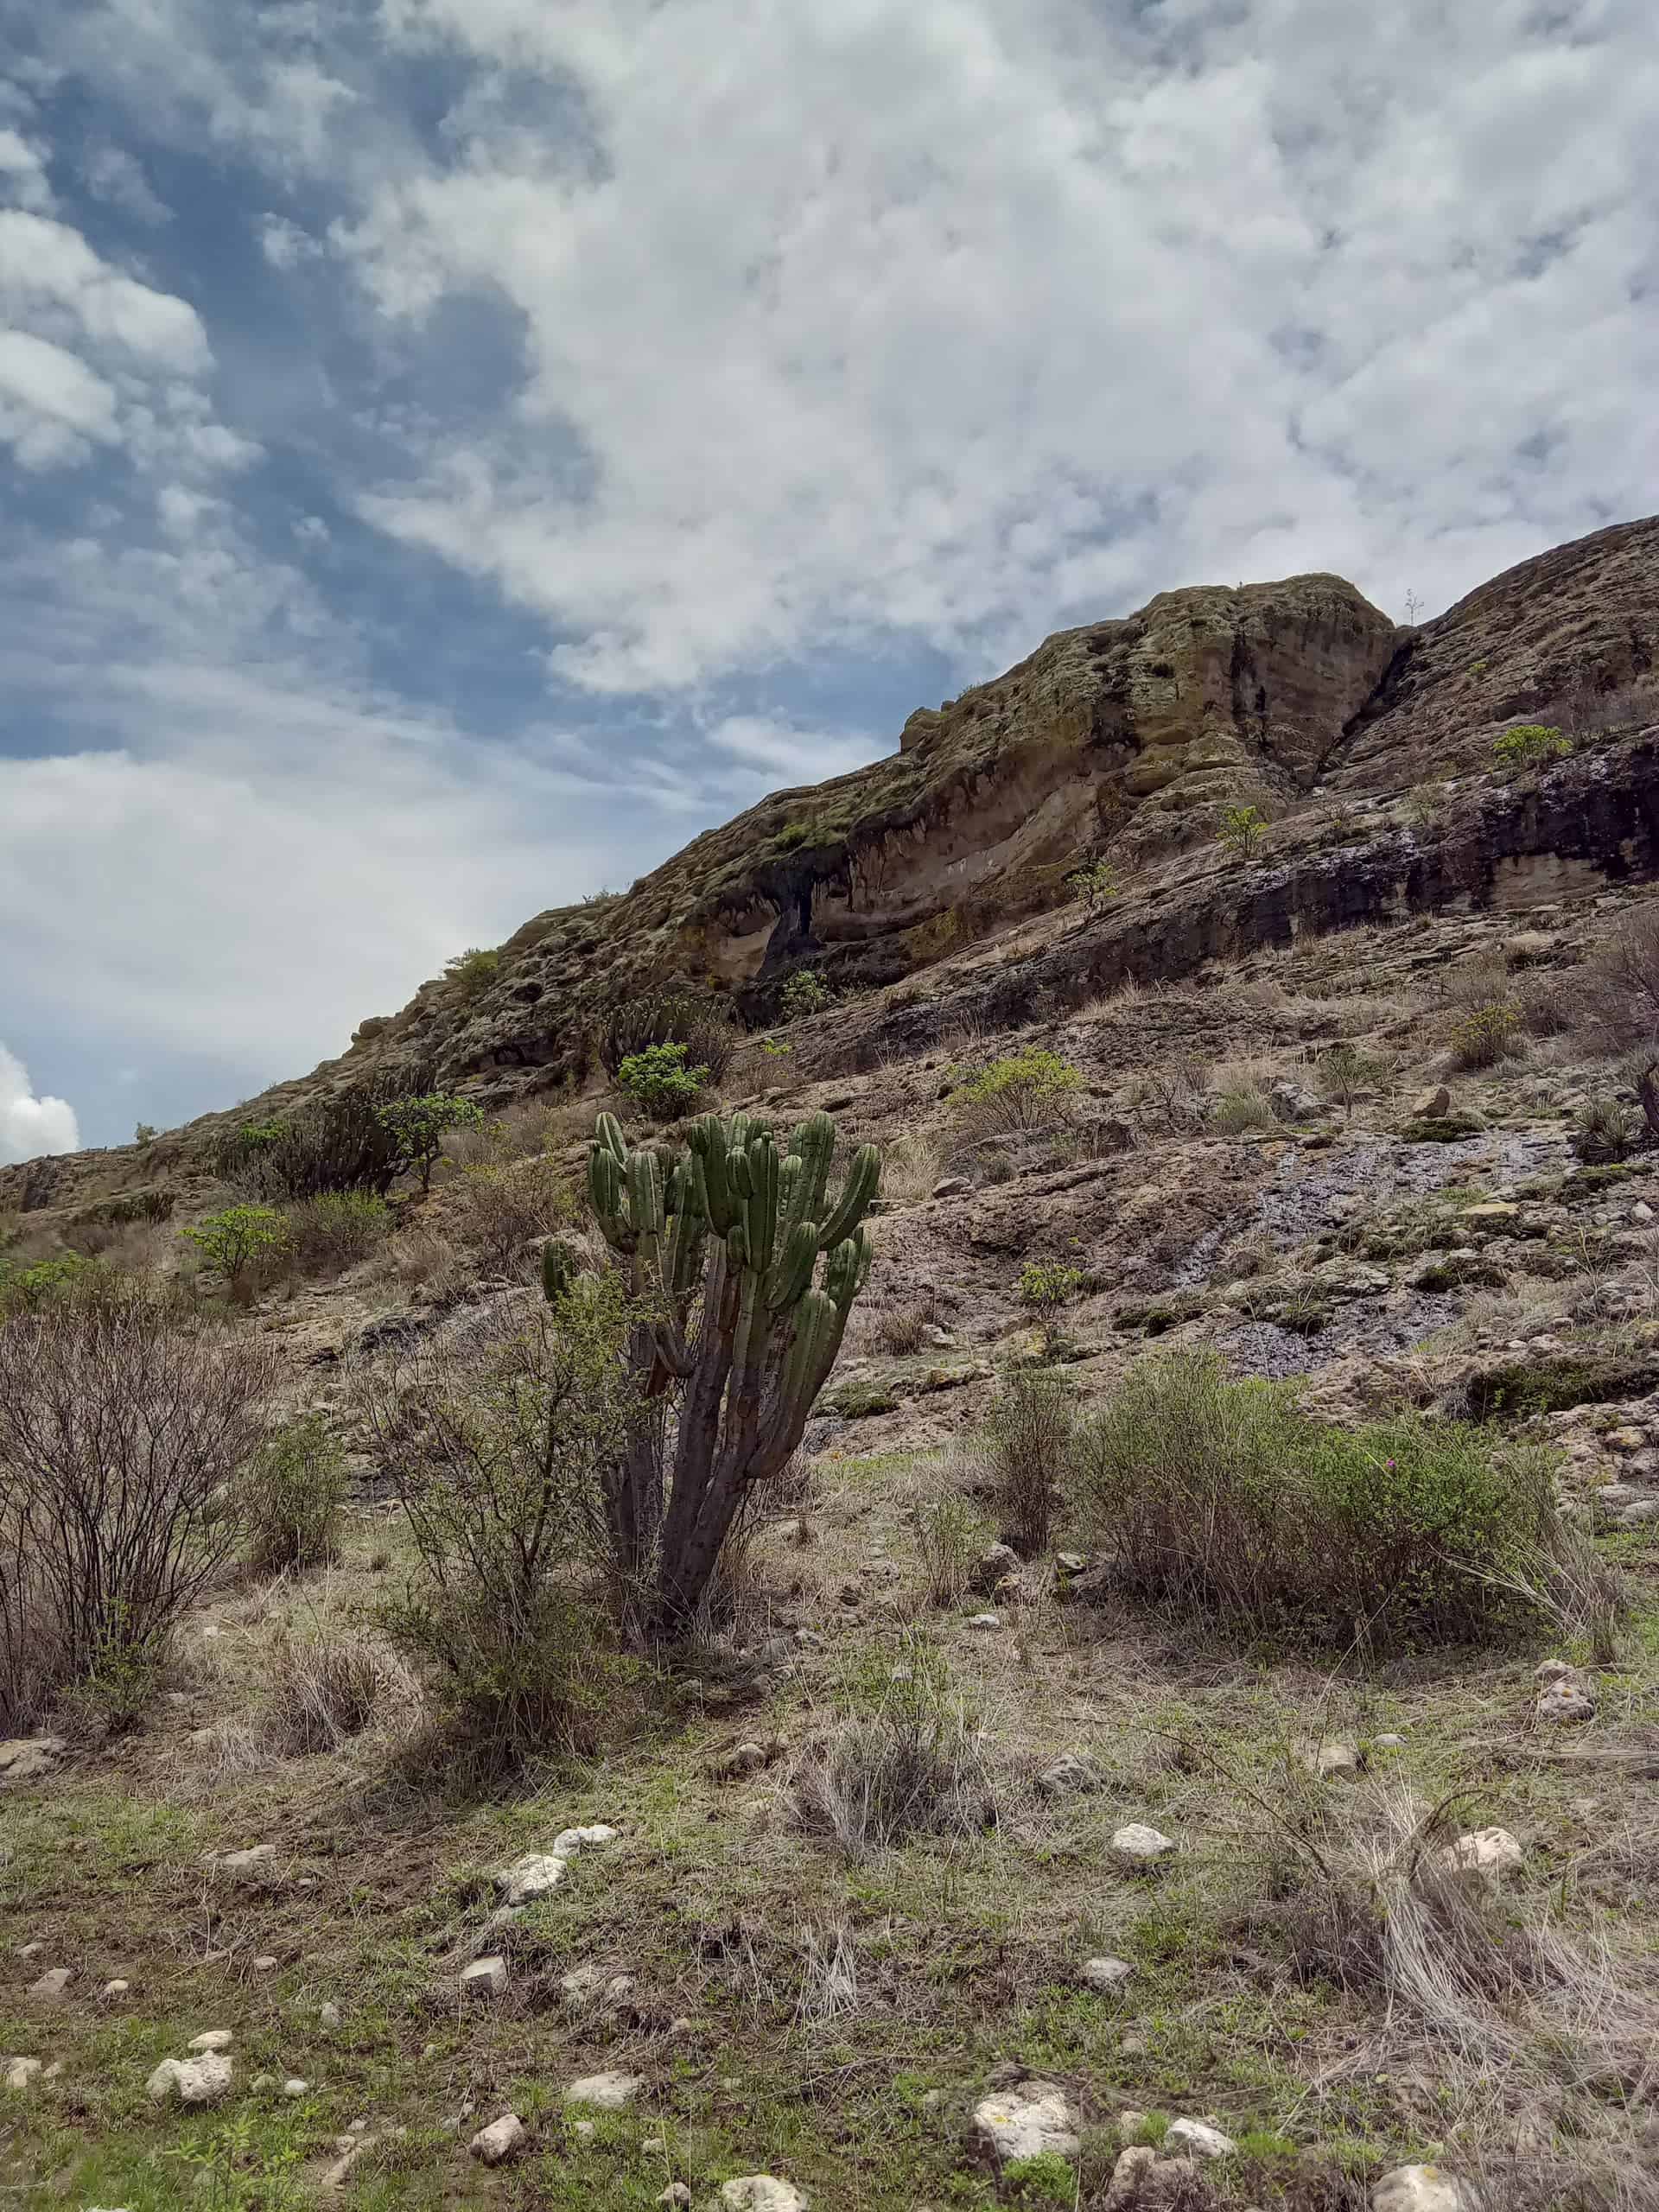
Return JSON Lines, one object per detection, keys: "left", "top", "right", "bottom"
{"left": 5, "top": 514, "right": 1656, "bottom": 1231}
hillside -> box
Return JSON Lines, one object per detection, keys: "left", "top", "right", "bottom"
{"left": 5, "top": 517, "right": 1659, "bottom": 2212}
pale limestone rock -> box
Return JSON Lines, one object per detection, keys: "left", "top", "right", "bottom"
{"left": 1537, "top": 1678, "right": 1595, "bottom": 1724}
{"left": 188, "top": 2031, "right": 233, "bottom": 2052}
{"left": 973, "top": 2078, "right": 1080, "bottom": 2163}
{"left": 28, "top": 1968, "right": 71, "bottom": 2002}
{"left": 565, "top": 2070, "right": 643, "bottom": 2110}
{"left": 1372, "top": 2165, "right": 1466, "bottom": 2211}
{"left": 1110, "top": 1822, "right": 1174, "bottom": 1866}
{"left": 550, "top": 1823, "right": 619, "bottom": 1857}
{"left": 469, "top": 2113, "right": 527, "bottom": 2165}
{"left": 1440, "top": 1827, "right": 1523, "bottom": 1879}
{"left": 964, "top": 1612, "right": 1001, "bottom": 1631}
{"left": 0, "top": 1737, "right": 64, "bottom": 1782}
{"left": 460, "top": 1955, "right": 508, "bottom": 2000}
{"left": 1165, "top": 2117, "right": 1236, "bottom": 2158}
{"left": 3, "top": 2057, "right": 44, "bottom": 2091}
{"left": 498, "top": 1852, "right": 567, "bottom": 1904}
{"left": 1038, "top": 1752, "right": 1103, "bottom": 1797}
{"left": 1104, "top": 2145, "right": 1158, "bottom": 2208}
{"left": 283, "top": 2078, "right": 308, "bottom": 2097}
{"left": 147, "top": 2052, "right": 232, "bottom": 2107}
{"left": 718, "top": 2181, "right": 808, "bottom": 2211}
{"left": 1311, "top": 1740, "right": 1361, "bottom": 1780}
{"left": 1083, "top": 1956, "right": 1134, "bottom": 1990}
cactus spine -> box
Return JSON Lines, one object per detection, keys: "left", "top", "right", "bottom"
{"left": 586, "top": 1107, "right": 879, "bottom": 1639}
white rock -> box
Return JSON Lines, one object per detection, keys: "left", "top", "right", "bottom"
{"left": 1632, "top": 1202, "right": 1654, "bottom": 1224}
{"left": 469, "top": 2113, "right": 527, "bottom": 2166}
{"left": 499, "top": 1853, "right": 567, "bottom": 1904}
{"left": 565, "top": 2070, "right": 643, "bottom": 2110}
{"left": 571, "top": 2120, "right": 596, "bottom": 2142}
{"left": 1537, "top": 1679, "right": 1595, "bottom": 1724}
{"left": 252, "top": 1955, "right": 278, "bottom": 1972}
{"left": 28, "top": 1968, "right": 71, "bottom": 2001}
{"left": 318, "top": 2001, "right": 341, "bottom": 2029}
{"left": 1375, "top": 1734, "right": 1407, "bottom": 1749}
{"left": 1535, "top": 1657, "right": 1573, "bottom": 1682}
{"left": 1104, "top": 2145, "right": 1158, "bottom": 2207}
{"left": 550, "top": 1824, "right": 619, "bottom": 1857}
{"left": 964, "top": 1612, "right": 1001, "bottom": 1631}
{"left": 147, "top": 2052, "right": 233, "bottom": 2107}
{"left": 461, "top": 1955, "right": 509, "bottom": 2000}
{"left": 101, "top": 1980, "right": 130, "bottom": 2000}
{"left": 1110, "top": 1822, "right": 1174, "bottom": 1866}
{"left": 0, "top": 1737, "right": 65, "bottom": 1782}
{"left": 658, "top": 2187, "right": 694, "bottom": 2209}
{"left": 1439, "top": 1827, "right": 1523, "bottom": 1879}
{"left": 215, "top": 1845, "right": 276, "bottom": 1874}
{"left": 718, "top": 2181, "right": 809, "bottom": 2212}
{"left": 1083, "top": 1956, "right": 1134, "bottom": 1990}
{"left": 1372, "top": 2164, "right": 1466, "bottom": 2211}
{"left": 3, "top": 2056, "right": 44, "bottom": 2091}
{"left": 1165, "top": 2118, "right": 1236, "bottom": 2158}
{"left": 188, "top": 2030, "right": 233, "bottom": 2053}
{"left": 283, "top": 2078, "right": 308, "bottom": 2097}
{"left": 16, "top": 1942, "right": 42, "bottom": 1960}
{"left": 1055, "top": 1552, "right": 1086, "bottom": 1573}
{"left": 973, "top": 2078, "right": 1080, "bottom": 2163}
{"left": 1311, "top": 1740, "right": 1361, "bottom": 1780}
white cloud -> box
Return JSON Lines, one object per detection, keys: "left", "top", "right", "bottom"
{"left": 0, "top": 1043, "right": 79, "bottom": 1165}
{"left": 339, "top": 0, "right": 1659, "bottom": 683}
{"left": 0, "top": 209, "right": 210, "bottom": 371}
{"left": 81, "top": 143, "right": 172, "bottom": 225}
{"left": 0, "top": 124, "right": 53, "bottom": 209}
{"left": 259, "top": 211, "right": 324, "bottom": 268}
{"left": 0, "top": 326, "right": 117, "bottom": 466}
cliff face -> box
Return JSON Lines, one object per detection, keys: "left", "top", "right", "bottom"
{"left": 5, "top": 515, "right": 1657, "bottom": 1223}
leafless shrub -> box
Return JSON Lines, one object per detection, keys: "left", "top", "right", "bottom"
{"left": 1579, "top": 905, "right": 1659, "bottom": 1051}
{"left": 916, "top": 1489, "right": 989, "bottom": 1609}
{"left": 283, "top": 1192, "right": 391, "bottom": 1274}
{"left": 434, "top": 1158, "right": 579, "bottom": 1280}
{"left": 0, "top": 1288, "right": 279, "bottom": 1729}
{"left": 1128, "top": 1057, "right": 1212, "bottom": 1136}
{"left": 172, "top": 1718, "right": 275, "bottom": 1788}
{"left": 880, "top": 1131, "right": 943, "bottom": 1205}
{"left": 984, "top": 1367, "right": 1076, "bottom": 1559}
{"left": 793, "top": 1920, "right": 859, "bottom": 2027}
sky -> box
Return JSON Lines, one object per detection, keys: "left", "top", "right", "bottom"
{"left": 1, "top": 0, "right": 1656, "bottom": 1160}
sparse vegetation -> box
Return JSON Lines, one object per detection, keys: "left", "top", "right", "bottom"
{"left": 1316, "top": 1041, "right": 1379, "bottom": 1117}
{"left": 1449, "top": 999, "right": 1522, "bottom": 1070}
{"left": 376, "top": 1090, "right": 486, "bottom": 1193}
{"left": 212, "top": 1080, "right": 411, "bottom": 1200}
{"left": 597, "top": 988, "right": 737, "bottom": 1082}
{"left": 779, "top": 969, "right": 832, "bottom": 1021}
{"left": 951, "top": 1048, "right": 1083, "bottom": 1138}
{"left": 241, "top": 1413, "right": 349, "bottom": 1576}
{"left": 1573, "top": 1094, "right": 1640, "bottom": 1164}
{"left": 181, "top": 1201, "right": 291, "bottom": 1289}
{"left": 443, "top": 944, "right": 501, "bottom": 998}
{"left": 984, "top": 1365, "right": 1076, "bottom": 1558}
{"left": 283, "top": 1188, "right": 391, "bottom": 1273}
{"left": 1211, "top": 1082, "right": 1278, "bottom": 1134}
{"left": 1492, "top": 722, "right": 1571, "bottom": 774}
{"left": 1064, "top": 855, "right": 1119, "bottom": 914}
{"left": 133, "top": 1121, "right": 157, "bottom": 1144}
{"left": 916, "top": 1488, "right": 987, "bottom": 1608}
{"left": 1016, "top": 1258, "right": 1086, "bottom": 1307}
{"left": 1217, "top": 803, "right": 1267, "bottom": 860}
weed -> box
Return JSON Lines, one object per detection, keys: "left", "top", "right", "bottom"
{"left": 791, "top": 1641, "right": 995, "bottom": 1859}
{"left": 241, "top": 1414, "right": 348, "bottom": 1576}
{"left": 1017, "top": 1260, "right": 1086, "bottom": 1308}
{"left": 985, "top": 1367, "right": 1076, "bottom": 1558}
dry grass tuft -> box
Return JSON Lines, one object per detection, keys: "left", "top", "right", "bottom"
{"left": 263, "top": 1623, "right": 414, "bottom": 1755}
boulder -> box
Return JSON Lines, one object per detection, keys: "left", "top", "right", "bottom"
{"left": 1104, "top": 2146, "right": 1158, "bottom": 2208}
{"left": 973, "top": 2077, "right": 1080, "bottom": 2163}
{"left": 1439, "top": 1827, "right": 1523, "bottom": 1879}
{"left": 1310, "top": 1740, "right": 1361, "bottom": 1780}
{"left": 1037, "top": 1752, "right": 1103, "bottom": 1798}
{"left": 969, "top": 1542, "right": 1021, "bottom": 1597}
{"left": 964, "top": 1612, "right": 1001, "bottom": 1632}
{"left": 0, "top": 1738, "right": 65, "bottom": 1783}
{"left": 1536, "top": 1678, "right": 1595, "bottom": 1724}
{"left": 1413, "top": 1086, "right": 1452, "bottom": 1118}
{"left": 461, "top": 1955, "right": 508, "bottom": 2000}
{"left": 187, "top": 2031, "right": 233, "bottom": 2053}
{"left": 498, "top": 1853, "right": 567, "bottom": 1904}
{"left": 3, "top": 2057, "right": 44, "bottom": 2092}
{"left": 27, "top": 1968, "right": 71, "bottom": 2002}
{"left": 718, "top": 2183, "right": 808, "bottom": 2212}
{"left": 147, "top": 2052, "right": 233, "bottom": 2107}
{"left": 469, "top": 2113, "right": 527, "bottom": 2166}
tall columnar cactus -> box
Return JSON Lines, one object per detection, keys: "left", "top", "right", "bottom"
{"left": 586, "top": 1107, "right": 878, "bottom": 1639}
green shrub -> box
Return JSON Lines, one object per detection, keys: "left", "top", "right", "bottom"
{"left": 1573, "top": 1096, "right": 1640, "bottom": 1165}
{"left": 0, "top": 1252, "right": 97, "bottom": 1317}
{"left": 181, "top": 1203, "right": 290, "bottom": 1288}
{"left": 1449, "top": 1001, "right": 1522, "bottom": 1070}
{"left": 777, "top": 820, "right": 813, "bottom": 851}
{"left": 1071, "top": 1351, "right": 1605, "bottom": 1650}
{"left": 242, "top": 1414, "right": 349, "bottom": 1575}
{"left": 1493, "top": 724, "right": 1571, "bottom": 774}
{"left": 1018, "top": 1260, "right": 1086, "bottom": 1307}
{"left": 134, "top": 1122, "right": 158, "bottom": 1145}
{"left": 953, "top": 1049, "right": 1083, "bottom": 1137}
{"left": 284, "top": 1191, "right": 391, "bottom": 1274}
{"left": 443, "top": 945, "right": 501, "bottom": 999}
{"left": 790, "top": 1639, "right": 995, "bottom": 1859}
{"left": 916, "top": 1491, "right": 988, "bottom": 1608}
{"left": 1217, "top": 804, "right": 1267, "bottom": 860}
{"left": 376, "top": 1093, "right": 486, "bottom": 1193}
{"left": 780, "top": 969, "right": 832, "bottom": 1022}
{"left": 213, "top": 1082, "right": 410, "bottom": 1201}
{"left": 1064, "top": 857, "right": 1119, "bottom": 914}
{"left": 615, "top": 1041, "right": 709, "bottom": 1120}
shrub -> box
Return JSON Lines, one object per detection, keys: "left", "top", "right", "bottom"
{"left": 777, "top": 820, "right": 812, "bottom": 850}
{"left": 0, "top": 1251, "right": 97, "bottom": 1318}
{"left": 952, "top": 1049, "right": 1084, "bottom": 1139}
{"left": 1573, "top": 1096, "right": 1640, "bottom": 1165}
{"left": 1449, "top": 1001, "right": 1522, "bottom": 1071}
{"left": 780, "top": 969, "right": 831, "bottom": 1022}
{"left": 284, "top": 1191, "right": 391, "bottom": 1274}
{"left": 363, "top": 1284, "right": 643, "bottom": 1763}
{"left": 181, "top": 1203, "right": 290, "bottom": 1290}
{"left": 1211, "top": 1084, "right": 1278, "bottom": 1134}
{"left": 242, "top": 1414, "right": 348, "bottom": 1576}
{"left": 1065, "top": 857, "right": 1119, "bottom": 915}
{"left": 1071, "top": 1351, "right": 1608, "bottom": 1650}
{"left": 1578, "top": 905, "right": 1659, "bottom": 1048}
{"left": 134, "top": 1122, "right": 158, "bottom": 1144}
{"left": 1493, "top": 723, "right": 1571, "bottom": 774}
{"left": 615, "top": 1041, "right": 709, "bottom": 1120}
{"left": 789, "top": 1641, "right": 995, "bottom": 1859}
{"left": 597, "top": 989, "right": 737, "bottom": 1082}
{"left": 213, "top": 1082, "right": 410, "bottom": 1201}
{"left": 441, "top": 1158, "right": 579, "bottom": 1277}
{"left": 377, "top": 1092, "right": 485, "bottom": 1193}
{"left": 264, "top": 1624, "right": 398, "bottom": 1754}
{"left": 0, "top": 1290, "right": 278, "bottom": 1728}
{"left": 1217, "top": 804, "right": 1267, "bottom": 860}
{"left": 916, "top": 1491, "right": 987, "bottom": 1609}
{"left": 985, "top": 1367, "right": 1076, "bottom": 1558}
{"left": 443, "top": 945, "right": 500, "bottom": 999}
{"left": 1316, "top": 1042, "right": 1378, "bottom": 1117}
{"left": 1017, "top": 1260, "right": 1086, "bottom": 1308}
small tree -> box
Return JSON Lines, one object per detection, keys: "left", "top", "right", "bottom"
{"left": 444, "top": 946, "right": 501, "bottom": 1000}
{"left": 780, "top": 970, "right": 831, "bottom": 1022}
{"left": 1217, "top": 804, "right": 1267, "bottom": 861}
{"left": 377, "top": 1093, "right": 485, "bottom": 1193}
{"left": 181, "top": 1204, "right": 290, "bottom": 1288}
{"left": 1493, "top": 724, "right": 1571, "bottom": 777}
{"left": 587, "top": 1109, "right": 879, "bottom": 1642}
{"left": 134, "top": 1122, "right": 158, "bottom": 1145}
{"left": 1064, "top": 858, "right": 1119, "bottom": 916}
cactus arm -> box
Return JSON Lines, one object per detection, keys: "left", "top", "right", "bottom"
{"left": 817, "top": 1145, "right": 880, "bottom": 1250}
{"left": 787, "top": 1112, "right": 836, "bottom": 1228}
{"left": 765, "top": 1218, "right": 818, "bottom": 1312}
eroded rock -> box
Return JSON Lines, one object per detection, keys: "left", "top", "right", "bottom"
{"left": 973, "top": 2077, "right": 1080, "bottom": 2163}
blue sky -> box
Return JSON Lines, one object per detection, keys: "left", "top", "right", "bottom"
{"left": 2, "top": 0, "right": 1656, "bottom": 1158}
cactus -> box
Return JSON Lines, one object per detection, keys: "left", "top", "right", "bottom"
{"left": 586, "top": 1109, "right": 879, "bottom": 1640}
